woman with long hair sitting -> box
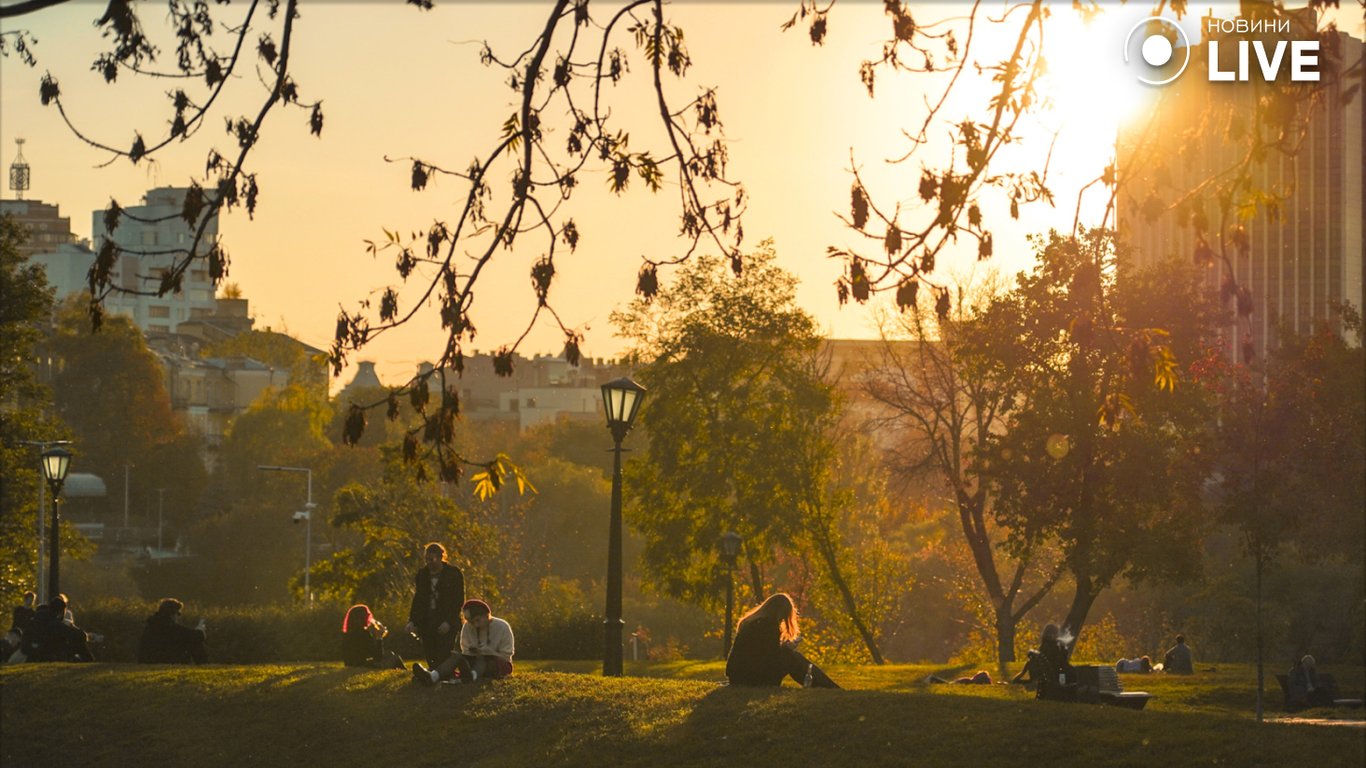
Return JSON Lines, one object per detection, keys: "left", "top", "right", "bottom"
{"left": 725, "top": 593, "right": 839, "bottom": 688}
{"left": 341, "top": 604, "right": 403, "bottom": 669}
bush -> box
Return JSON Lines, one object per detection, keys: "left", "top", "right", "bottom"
{"left": 69, "top": 599, "right": 429, "bottom": 663}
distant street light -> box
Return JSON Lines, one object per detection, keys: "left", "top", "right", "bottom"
{"left": 19, "top": 439, "right": 71, "bottom": 602}
{"left": 41, "top": 446, "right": 73, "bottom": 599}
{"left": 257, "top": 465, "right": 314, "bottom": 607}
{"left": 601, "top": 376, "right": 646, "bottom": 677}
{"left": 720, "top": 531, "right": 743, "bottom": 659}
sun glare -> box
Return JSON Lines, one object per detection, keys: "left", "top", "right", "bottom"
{"left": 1028, "top": 10, "right": 1165, "bottom": 223}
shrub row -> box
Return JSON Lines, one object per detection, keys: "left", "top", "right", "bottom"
{"left": 69, "top": 599, "right": 605, "bottom": 663}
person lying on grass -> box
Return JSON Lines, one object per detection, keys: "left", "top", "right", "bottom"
{"left": 725, "top": 593, "right": 839, "bottom": 689}
{"left": 412, "top": 599, "right": 515, "bottom": 685}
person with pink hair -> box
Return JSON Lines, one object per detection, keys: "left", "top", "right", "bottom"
{"left": 341, "top": 604, "right": 403, "bottom": 669}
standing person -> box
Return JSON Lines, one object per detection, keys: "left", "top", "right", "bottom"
{"left": 725, "top": 593, "right": 839, "bottom": 689}
{"left": 341, "top": 604, "right": 403, "bottom": 669}
{"left": 138, "top": 598, "right": 208, "bottom": 664}
{"left": 1163, "top": 634, "right": 1194, "bottom": 674}
{"left": 405, "top": 542, "right": 464, "bottom": 667}
{"left": 412, "top": 599, "right": 515, "bottom": 684}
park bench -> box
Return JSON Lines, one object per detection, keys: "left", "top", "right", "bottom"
{"left": 1075, "top": 665, "right": 1154, "bottom": 710}
{"left": 1275, "top": 673, "right": 1364, "bottom": 712}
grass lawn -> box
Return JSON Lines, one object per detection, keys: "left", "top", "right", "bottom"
{"left": 3, "top": 660, "right": 1362, "bottom": 767}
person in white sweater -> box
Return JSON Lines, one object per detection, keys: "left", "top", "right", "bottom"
{"left": 412, "top": 599, "right": 514, "bottom": 684}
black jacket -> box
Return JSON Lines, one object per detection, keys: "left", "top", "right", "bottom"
{"left": 138, "top": 613, "right": 206, "bottom": 664}
{"left": 408, "top": 561, "right": 464, "bottom": 632}
{"left": 725, "top": 615, "right": 794, "bottom": 686}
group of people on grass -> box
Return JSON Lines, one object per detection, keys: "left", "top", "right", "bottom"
{"left": 1012, "top": 627, "right": 1197, "bottom": 689}
{"left": 346, "top": 541, "right": 841, "bottom": 689}
{"left": 36, "top": 543, "right": 1355, "bottom": 711}
{"left": 343, "top": 541, "right": 517, "bottom": 686}
{"left": 2, "top": 590, "right": 206, "bottom": 665}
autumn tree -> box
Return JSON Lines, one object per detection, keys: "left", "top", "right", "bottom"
{"left": 864, "top": 274, "right": 1063, "bottom": 670}
{"left": 0, "top": 214, "right": 70, "bottom": 607}
{"left": 1214, "top": 308, "right": 1365, "bottom": 718}
{"left": 615, "top": 242, "right": 884, "bottom": 662}
{"left": 970, "top": 231, "right": 1221, "bottom": 642}
{"left": 45, "top": 297, "right": 207, "bottom": 531}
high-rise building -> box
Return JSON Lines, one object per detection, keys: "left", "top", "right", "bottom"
{"left": 1118, "top": 10, "right": 1363, "bottom": 360}
{"left": 89, "top": 186, "right": 220, "bottom": 335}
{"left": 0, "top": 198, "right": 78, "bottom": 259}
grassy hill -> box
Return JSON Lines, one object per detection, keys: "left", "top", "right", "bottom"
{"left": 3, "top": 661, "right": 1362, "bottom": 767}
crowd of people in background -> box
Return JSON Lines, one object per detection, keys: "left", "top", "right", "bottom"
{"left": 8, "top": 543, "right": 1347, "bottom": 713}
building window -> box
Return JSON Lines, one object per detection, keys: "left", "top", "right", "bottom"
{"left": 148, "top": 305, "right": 170, "bottom": 319}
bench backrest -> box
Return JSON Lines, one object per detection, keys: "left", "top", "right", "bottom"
{"left": 1075, "top": 665, "right": 1124, "bottom": 694}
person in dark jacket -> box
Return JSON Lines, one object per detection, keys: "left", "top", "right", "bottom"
{"left": 1016, "top": 623, "right": 1074, "bottom": 700}
{"left": 138, "top": 598, "right": 208, "bottom": 664}
{"left": 405, "top": 542, "right": 464, "bottom": 666}
{"left": 725, "top": 593, "right": 838, "bottom": 688}
{"left": 1163, "top": 634, "right": 1194, "bottom": 674}
{"left": 22, "top": 595, "right": 94, "bottom": 662}
{"left": 342, "top": 604, "right": 403, "bottom": 669}
{"left": 10, "top": 590, "right": 37, "bottom": 635}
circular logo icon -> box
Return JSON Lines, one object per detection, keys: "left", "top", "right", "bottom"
{"left": 1124, "top": 17, "right": 1191, "bottom": 85}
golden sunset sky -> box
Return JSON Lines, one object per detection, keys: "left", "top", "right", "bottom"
{"left": 2, "top": 1, "right": 1360, "bottom": 389}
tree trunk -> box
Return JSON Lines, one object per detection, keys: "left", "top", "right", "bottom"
{"left": 1061, "top": 573, "right": 1101, "bottom": 646}
{"left": 995, "top": 605, "right": 1017, "bottom": 672}
{"left": 811, "top": 527, "right": 884, "bottom": 664}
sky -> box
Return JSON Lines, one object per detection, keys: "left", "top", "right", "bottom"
{"left": 2, "top": 1, "right": 1361, "bottom": 391}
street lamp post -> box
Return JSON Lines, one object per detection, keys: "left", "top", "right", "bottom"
{"left": 600, "top": 376, "right": 646, "bottom": 677}
{"left": 719, "top": 531, "right": 742, "bottom": 658}
{"left": 19, "top": 439, "right": 71, "bottom": 603}
{"left": 257, "top": 465, "right": 313, "bottom": 607}
{"left": 41, "top": 446, "right": 73, "bottom": 599}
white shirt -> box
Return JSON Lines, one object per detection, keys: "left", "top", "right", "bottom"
{"left": 459, "top": 616, "right": 515, "bottom": 662}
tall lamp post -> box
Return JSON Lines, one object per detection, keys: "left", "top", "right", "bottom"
{"left": 257, "top": 465, "right": 313, "bottom": 607}
{"left": 19, "top": 439, "right": 71, "bottom": 602}
{"left": 601, "top": 376, "right": 645, "bottom": 677}
{"left": 719, "top": 531, "right": 742, "bottom": 658}
{"left": 41, "top": 446, "right": 73, "bottom": 599}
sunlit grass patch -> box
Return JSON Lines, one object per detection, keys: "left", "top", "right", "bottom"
{"left": 4, "top": 662, "right": 1362, "bottom": 768}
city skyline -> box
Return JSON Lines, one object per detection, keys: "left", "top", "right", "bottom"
{"left": 3, "top": 2, "right": 1361, "bottom": 390}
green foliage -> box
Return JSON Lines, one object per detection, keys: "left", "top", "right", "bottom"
{"left": 44, "top": 297, "right": 206, "bottom": 532}
{"left": 0, "top": 214, "right": 65, "bottom": 607}
{"left": 309, "top": 449, "right": 499, "bottom": 608}
{"left": 505, "top": 576, "right": 601, "bottom": 660}
{"left": 614, "top": 242, "right": 830, "bottom": 604}
{"left": 68, "top": 599, "right": 356, "bottom": 663}
{"left": 1216, "top": 308, "right": 1366, "bottom": 566}
{"left": 972, "top": 231, "right": 1219, "bottom": 636}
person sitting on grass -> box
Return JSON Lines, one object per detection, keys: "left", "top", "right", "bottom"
{"left": 725, "top": 593, "right": 839, "bottom": 689}
{"left": 1163, "top": 634, "right": 1194, "bottom": 675}
{"left": 1, "top": 627, "right": 23, "bottom": 664}
{"left": 1012, "top": 623, "right": 1073, "bottom": 699}
{"left": 138, "top": 598, "right": 208, "bottom": 665}
{"left": 342, "top": 604, "right": 404, "bottom": 669}
{"left": 412, "top": 599, "right": 515, "bottom": 685}
{"left": 1289, "top": 655, "right": 1335, "bottom": 708}
{"left": 21, "top": 595, "right": 94, "bottom": 662}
